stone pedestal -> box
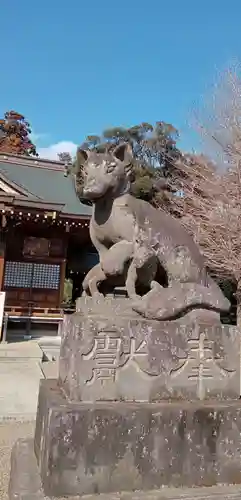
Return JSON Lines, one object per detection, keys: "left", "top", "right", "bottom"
{"left": 33, "top": 379, "right": 241, "bottom": 497}
{"left": 9, "top": 436, "right": 241, "bottom": 500}
{"left": 8, "top": 297, "right": 241, "bottom": 498}
{"left": 59, "top": 298, "right": 240, "bottom": 401}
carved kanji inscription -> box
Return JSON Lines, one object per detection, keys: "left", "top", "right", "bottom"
{"left": 171, "top": 333, "right": 235, "bottom": 399}
{"left": 60, "top": 305, "right": 240, "bottom": 402}
{"left": 82, "top": 330, "right": 151, "bottom": 384}
{"left": 82, "top": 330, "right": 121, "bottom": 384}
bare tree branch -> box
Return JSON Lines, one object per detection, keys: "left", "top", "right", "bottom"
{"left": 162, "top": 67, "right": 241, "bottom": 288}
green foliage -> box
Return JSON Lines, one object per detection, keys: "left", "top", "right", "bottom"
{"left": 82, "top": 121, "right": 180, "bottom": 170}
{"left": 63, "top": 278, "right": 73, "bottom": 306}
{"left": 131, "top": 175, "right": 154, "bottom": 200}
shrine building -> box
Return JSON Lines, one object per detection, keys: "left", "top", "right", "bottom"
{"left": 0, "top": 152, "right": 96, "bottom": 340}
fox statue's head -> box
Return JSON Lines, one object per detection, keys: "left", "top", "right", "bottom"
{"left": 78, "top": 143, "right": 134, "bottom": 201}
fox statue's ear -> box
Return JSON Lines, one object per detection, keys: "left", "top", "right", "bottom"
{"left": 77, "top": 148, "right": 89, "bottom": 165}
{"left": 113, "top": 143, "right": 134, "bottom": 180}
{"left": 113, "top": 143, "right": 132, "bottom": 163}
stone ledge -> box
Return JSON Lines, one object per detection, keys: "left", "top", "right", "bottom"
{"left": 0, "top": 341, "right": 43, "bottom": 360}
{"left": 40, "top": 360, "right": 58, "bottom": 379}
{"left": 9, "top": 438, "right": 42, "bottom": 500}
{"left": 8, "top": 438, "right": 241, "bottom": 499}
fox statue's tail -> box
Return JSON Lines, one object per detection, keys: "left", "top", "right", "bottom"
{"left": 132, "top": 277, "right": 230, "bottom": 321}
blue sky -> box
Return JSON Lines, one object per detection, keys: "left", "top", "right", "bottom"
{"left": 1, "top": 0, "right": 240, "bottom": 159}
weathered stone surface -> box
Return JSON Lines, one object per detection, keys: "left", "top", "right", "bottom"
{"left": 9, "top": 438, "right": 42, "bottom": 500}
{"left": 34, "top": 379, "right": 241, "bottom": 497}
{"left": 58, "top": 298, "right": 240, "bottom": 401}
{"left": 79, "top": 143, "right": 230, "bottom": 321}
{"left": 8, "top": 437, "right": 241, "bottom": 500}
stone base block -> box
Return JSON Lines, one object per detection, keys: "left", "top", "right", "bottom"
{"left": 8, "top": 439, "right": 241, "bottom": 500}
{"left": 59, "top": 298, "right": 240, "bottom": 402}
{"left": 33, "top": 379, "right": 241, "bottom": 497}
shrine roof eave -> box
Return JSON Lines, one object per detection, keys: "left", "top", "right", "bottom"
{"left": 0, "top": 194, "right": 91, "bottom": 220}
{"left": 0, "top": 155, "right": 92, "bottom": 219}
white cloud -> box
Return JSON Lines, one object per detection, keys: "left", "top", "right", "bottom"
{"left": 38, "top": 141, "right": 78, "bottom": 161}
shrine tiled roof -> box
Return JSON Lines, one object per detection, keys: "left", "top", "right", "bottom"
{"left": 0, "top": 153, "right": 91, "bottom": 218}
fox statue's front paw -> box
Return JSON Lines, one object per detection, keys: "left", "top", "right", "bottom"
{"left": 92, "top": 291, "right": 104, "bottom": 299}
{"left": 132, "top": 284, "right": 164, "bottom": 319}
{"left": 150, "top": 280, "right": 163, "bottom": 291}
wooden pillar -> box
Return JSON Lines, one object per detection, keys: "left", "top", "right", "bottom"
{"left": 0, "top": 257, "right": 4, "bottom": 290}
{"left": 0, "top": 229, "right": 6, "bottom": 290}
{"left": 58, "top": 228, "right": 69, "bottom": 308}
{"left": 59, "top": 259, "right": 66, "bottom": 307}
{"left": 0, "top": 226, "right": 6, "bottom": 341}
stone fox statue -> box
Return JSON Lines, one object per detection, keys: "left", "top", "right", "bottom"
{"left": 82, "top": 238, "right": 158, "bottom": 299}
{"left": 79, "top": 143, "right": 230, "bottom": 320}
